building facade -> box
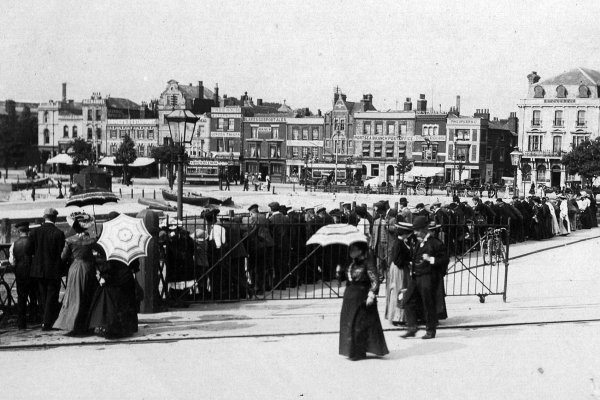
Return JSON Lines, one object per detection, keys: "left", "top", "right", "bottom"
{"left": 106, "top": 119, "right": 159, "bottom": 157}
{"left": 285, "top": 117, "right": 325, "bottom": 181}
{"left": 517, "top": 68, "right": 600, "bottom": 189}
{"left": 446, "top": 114, "right": 488, "bottom": 183}
{"left": 242, "top": 116, "right": 287, "bottom": 182}
{"left": 209, "top": 106, "right": 243, "bottom": 173}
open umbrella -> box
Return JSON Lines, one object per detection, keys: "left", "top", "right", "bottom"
{"left": 306, "top": 223, "right": 368, "bottom": 247}
{"left": 66, "top": 191, "right": 119, "bottom": 235}
{"left": 97, "top": 214, "right": 151, "bottom": 265}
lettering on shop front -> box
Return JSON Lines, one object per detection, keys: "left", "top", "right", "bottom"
{"left": 210, "top": 131, "right": 241, "bottom": 138}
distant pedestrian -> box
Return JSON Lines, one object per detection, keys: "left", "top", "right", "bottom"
{"left": 266, "top": 174, "right": 271, "bottom": 191}
{"left": 243, "top": 174, "right": 249, "bottom": 191}
{"left": 225, "top": 174, "right": 230, "bottom": 191}
{"left": 31, "top": 186, "right": 36, "bottom": 202}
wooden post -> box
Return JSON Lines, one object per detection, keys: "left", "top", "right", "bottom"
{"left": 352, "top": 201, "right": 356, "bottom": 210}
{"left": 131, "top": 188, "right": 134, "bottom": 199}
{"left": 142, "top": 189, "right": 145, "bottom": 198}
{"left": 136, "top": 209, "right": 161, "bottom": 313}
{"left": 0, "top": 218, "right": 11, "bottom": 243}
{"left": 153, "top": 190, "right": 156, "bottom": 200}
{"left": 119, "top": 188, "right": 122, "bottom": 197}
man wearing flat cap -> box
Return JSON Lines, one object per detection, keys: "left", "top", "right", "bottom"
{"left": 402, "top": 216, "right": 449, "bottom": 340}
{"left": 28, "top": 208, "right": 65, "bottom": 330}
{"left": 9, "top": 221, "right": 37, "bottom": 329}
{"left": 268, "top": 201, "right": 290, "bottom": 286}
{"left": 398, "top": 197, "right": 412, "bottom": 224}
{"left": 245, "top": 204, "right": 274, "bottom": 293}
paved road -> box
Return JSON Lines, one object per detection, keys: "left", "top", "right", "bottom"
{"left": 2, "top": 235, "right": 600, "bottom": 399}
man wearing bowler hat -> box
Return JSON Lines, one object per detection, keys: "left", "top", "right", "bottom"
{"left": 28, "top": 208, "right": 65, "bottom": 330}
{"left": 401, "top": 216, "right": 448, "bottom": 339}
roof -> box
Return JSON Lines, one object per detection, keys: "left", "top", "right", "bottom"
{"left": 0, "top": 100, "right": 39, "bottom": 116}
{"left": 540, "top": 67, "right": 600, "bottom": 85}
{"left": 106, "top": 97, "right": 139, "bottom": 109}
{"left": 178, "top": 83, "right": 216, "bottom": 102}
{"left": 277, "top": 100, "right": 292, "bottom": 113}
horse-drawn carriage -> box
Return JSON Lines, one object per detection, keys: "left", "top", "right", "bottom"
{"left": 445, "top": 179, "right": 506, "bottom": 198}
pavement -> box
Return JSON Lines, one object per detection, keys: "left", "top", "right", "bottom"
{"left": 1, "top": 226, "right": 599, "bottom": 350}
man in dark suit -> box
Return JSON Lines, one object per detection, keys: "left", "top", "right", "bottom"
{"left": 28, "top": 208, "right": 65, "bottom": 330}
{"left": 9, "top": 221, "right": 37, "bottom": 329}
{"left": 268, "top": 201, "right": 290, "bottom": 288}
{"left": 401, "top": 216, "right": 449, "bottom": 340}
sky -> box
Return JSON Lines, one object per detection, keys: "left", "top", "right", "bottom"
{"left": 2, "top": 0, "right": 600, "bottom": 118}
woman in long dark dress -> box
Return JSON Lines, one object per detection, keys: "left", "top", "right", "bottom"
{"left": 338, "top": 242, "right": 388, "bottom": 360}
{"left": 53, "top": 215, "right": 99, "bottom": 335}
{"left": 88, "top": 212, "right": 138, "bottom": 338}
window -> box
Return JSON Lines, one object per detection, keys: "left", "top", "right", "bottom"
{"left": 363, "top": 122, "right": 372, "bottom": 135}
{"left": 71, "top": 126, "right": 77, "bottom": 138}
{"left": 138, "top": 144, "right": 145, "bottom": 156}
{"left": 362, "top": 142, "right": 371, "bottom": 157}
{"left": 422, "top": 124, "right": 438, "bottom": 136}
{"left": 387, "top": 124, "right": 395, "bottom": 135}
{"left": 385, "top": 142, "right": 394, "bottom": 157}
{"left": 43, "top": 111, "right": 48, "bottom": 123}
{"left": 553, "top": 136, "right": 562, "bottom": 153}
{"left": 197, "top": 126, "right": 204, "bottom": 137}
{"left": 455, "top": 145, "right": 469, "bottom": 161}
{"left": 579, "top": 85, "right": 589, "bottom": 98}
{"left": 43, "top": 129, "right": 49, "bottom": 144}
{"left": 447, "top": 143, "right": 454, "bottom": 160}
{"left": 470, "top": 144, "right": 478, "bottom": 162}
{"left": 534, "top": 86, "right": 545, "bottom": 98}
{"left": 272, "top": 164, "right": 283, "bottom": 175}
{"left": 147, "top": 129, "right": 154, "bottom": 140}
{"left": 136, "top": 130, "right": 144, "bottom": 139}
{"left": 119, "top": 129, "right": 127, "bottom": 138}
{"left": 498, "top": 147, "right": 504, "bottom": 162}
{"left": 271, "top": 127, "right": 279, "bottom": 139}
{"left": 96, "top": 128, "right": 101, "bottom": 140}
{"left": 216, "top": 139, "right": 224, "bottom": 152}
{"left": 218, "top": 118, "right": 224, "bottom": 130}
{"left": 453, "top": 129, "right": 470, "bottom": 141}
{"left": 109, "top": 129, "right": 117, "bottom": 139}
{"left": 228, "top": 119, "right": 235, "bottom": 131}
{"left": 399, "top": 123, "right": 407, "bottom": 135}
{"left": 269, "top": 144, "right": 280, "bottom": 158}
{"left": 536, "top": 165, "right": 546, "bottom": 182}
{"left": 302, "top": 147, "right": 309, "bottom": 158}
{"left": 292, "top": 127, "right": 299, "bottom": 140}
{"left": 87, "top": 127, "right": 93, "bottom": 140}
{"left": 554, "top": 110, "right": 563, "bottom": 127}
{"left": 96, "top": 109, "right": 102, "bottom": 121}
{"left": 88, "top": 110, "right": 93, "bottom": 120}
{"left": 375, "top": 122, "right": 383, "bottom": 135}
{"left": 528, "top": 135, "right": 542, "bottom": 151}
{"left": 371, "top": 164, "right": 379, "bottom": 176}
{"left": 422, "top": 144, "right": 439, "bottom": 160}
{"left": 339, "top": 118, "right": 345, "bottom": 131}
{"left": 374, "top": 141, "right": 382, "bottom": 157}
{"left": 249, "top": 143, "right": 258, "bottom": 158}
{"left": 110, "top": 143, "right": 117, "bottom": 156}
{"left": 251, "top": 127, "right": 258, "bottom": 138}
{"left": 168, "top": 94, "right": 178, "bottom": 106}
{"left": 312, "top": 128, "right": 319, "bottom": 140}
{"left": 292, "top": 146, "right": 299, "bottom": 158}
{"left": 532, "top": 110, "right": 541, "bottom": 126}
{"left": 573, "top": 135, "right": 589, "bottom": 148}
{"left": 226, "top": 139, "right": 234, "bottom": 153}
{"left": 302, "top": 128, "right": 309, "bottom": 140}
{"left": 471, "top": 129, "right": 478, "bottom": 141}
{"left": 556, "top": 85, "right": 567, "bottom": 98}
{"left": 577, "top": 110, "right": 586, "bottom": 126}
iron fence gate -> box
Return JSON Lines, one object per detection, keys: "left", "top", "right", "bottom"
{"left": 158, "top": 215, "right": 510, "bottom": 304}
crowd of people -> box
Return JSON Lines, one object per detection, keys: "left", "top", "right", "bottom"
{"left": 8, "top": 208, "right": 139, "bottom": 338}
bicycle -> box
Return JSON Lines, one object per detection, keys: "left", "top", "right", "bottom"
{"left": 480, "top": 227, "right": 507, "bottom": 266}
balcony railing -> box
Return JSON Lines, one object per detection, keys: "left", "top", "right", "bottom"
{"left": 576, "top": 121, "right": 587, "bottom": 127}
{"left": 553, "top": 119, "right": 564, "bottom": 127}
{"left": 523, "top": 150, "right": 565, "bottom": 158}
{"left": 531, "top": 119, "right": 541, "bottom": 127}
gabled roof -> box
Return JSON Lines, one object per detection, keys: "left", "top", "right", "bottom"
{"left": 540, "top": 67, "right": 600, "bottom": 85}
{"left": 178, "top": 83, "right": 216, "bottom": 102}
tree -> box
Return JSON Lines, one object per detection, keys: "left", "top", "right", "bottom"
{"left": 69, "top": 137, "right": 94, "bottom": 165}
{"left": 562, "top": 137, "right": 600, "bottom": 187}
{"left": 151, "top": 144, "right": 184, "bottom": 189}
{"left": 396, "top": 156, "right": 413, "bottom": 186}
{"left": 115, "top": 134, "right": 137, "bottom": 186}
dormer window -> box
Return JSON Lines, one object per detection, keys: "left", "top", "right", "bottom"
{"left": 578, "top": 85, "right": 590, "bottom": 98}
{"left": 556, "top": 85, "right": 567, "bottom": 98}
{"left": 534, "top": 85, "right": 545, "bottom": 98}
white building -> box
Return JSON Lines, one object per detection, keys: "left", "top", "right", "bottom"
{"left": 517, "top": 68, "right": 600, "bottom": 189}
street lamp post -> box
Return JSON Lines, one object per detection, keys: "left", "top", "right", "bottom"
{"left": 510, "top": 147, "right": 523, "bottom": 197}
{"left": 165, "top": 109, "right": 199, "bottom": 222}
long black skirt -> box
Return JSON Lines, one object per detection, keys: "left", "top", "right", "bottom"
{"left": 88, "top": 283, "right": 138, "bottom": 338}
{"left": 339, "top": 284, "right": 389, "bottom": 359}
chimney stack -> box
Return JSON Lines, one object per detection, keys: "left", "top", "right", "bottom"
{"left": 318, "top": 109, "right": 322, "bottom": 117}
{"left": 334, "top": 91, "right": 339, "bottom": 103}
{"left": 403, "top": 97, "right": 412, "bottom": 111}
{"left": 416, "top": 94, "right": 427, "bottom": 112}
{"left": 456, "top": 95, "right": 461, "bottom": 115}
{"left": 213, "top": 83, "right": 219, "bottom": 104}
{"left": 198, "top": 81, "right": 204, "bottom": 100}
{"left": 62, "top": 82, "right": 67, "bottom": 103}
{"left": 257, "top": 98, "right": 263, "bottom": 106}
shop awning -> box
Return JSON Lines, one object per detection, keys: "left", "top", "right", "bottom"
{"left": 46, "top": 153, "right": 74, "bottom": 165}
{"left": 404, "top": 166, "right": 445, "bottom": 178}
{"left": 98, "top": 156, "right": 117, "bottom": 167}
